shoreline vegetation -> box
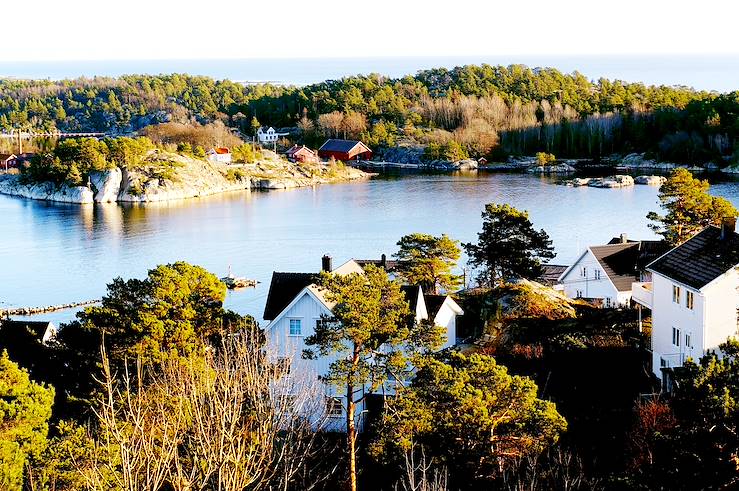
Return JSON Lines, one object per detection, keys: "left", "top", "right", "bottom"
{"left": 2, "top": 64, "right": 739, "bottom": 170}
{"left": 0, "top": 135, "right": 369, "bottom": 204}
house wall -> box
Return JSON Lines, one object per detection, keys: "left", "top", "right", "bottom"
{"left": 702, "top": 269, "right": 739, "bottom": 353}
{"left": 433, "top": 301, "right": 458, "bottom": 349}
{"left": 650, "top": 272, "right": 706, "bottom": 378}
{"left": 560, "top": 250, "right": 621, "bottom": 305}
{"left": 266, "top": 291, "right": 366, "bottom": 431}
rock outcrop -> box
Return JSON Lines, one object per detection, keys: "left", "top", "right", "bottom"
{"left": 527, "top": 163, "right": 576, "bottom": 174}
{"left": 0, "top": 150, "right": 370, "bottom": 205}
{"left": 634, "top": 175, "right": 667, "bottom": 186}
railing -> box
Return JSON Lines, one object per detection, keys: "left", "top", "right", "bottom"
{"left": 632, "top": 282, "right": 653, "bottom": 308}
{"left": 661, "top": 352, "right": 689, "bottom": 369}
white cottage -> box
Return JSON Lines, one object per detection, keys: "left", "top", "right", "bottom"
{"left": 631, "top": 222, "right": 739, "bottom": 385}
{"left": 559, "top": 237, "right": 668, "bottom": 307}
{"left": 257, "top": 127, "right": 288, "bottom": 144}
{"left": 262, "top": 255, "right": 463, "bottom": 431}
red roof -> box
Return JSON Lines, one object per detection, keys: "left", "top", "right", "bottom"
{"left": 214, "top": 147, "right": 230, "bottom": 154}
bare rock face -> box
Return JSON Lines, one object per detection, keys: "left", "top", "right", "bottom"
{"left": 89, "top": 168, "right": 122, "bottom": 202}
{"left": 0, "top": 175, "right": 94, "bottom": 203}
{"left": 527, "top": 163, "right": 576, "bottom": 174}
{"left": 588, "top": 175, "right": 635, "bottom": 188}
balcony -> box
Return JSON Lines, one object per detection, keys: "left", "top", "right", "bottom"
{"left": 660, "top": 352, "right": 691, "bottom": 369}
{"left": 632, "top": 282, "right": 653, "bottom": 309}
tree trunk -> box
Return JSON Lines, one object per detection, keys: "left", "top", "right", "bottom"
{"left": 346, "top": 344, "right": 360, "bottom": 491}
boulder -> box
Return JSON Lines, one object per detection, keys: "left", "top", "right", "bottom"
{"left": 634, "top": 175, "right": 667, "bottom": 186}
{"left": 588, "top": 175, "right": 635, "bottom": 188}
{"left": 527, "top": 163, "right": 576, "bottom": 174}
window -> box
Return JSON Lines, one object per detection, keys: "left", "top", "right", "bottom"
{"left": 581, "top": 267, "right": 587, "bottom": 277}
{"left": 605, "top": 297, "right": 611, "bottom": 308}
{"left": 576, "top": 290, "right": 583, "bottom": 298}
{"left": 686, "top": 291, "right": 694, "bottom": 310}
{"left": 685, "top": 333, "right": 692, "bottom": 349}
{"left": 672, "top": 327, "right": 680, "bottom": 347}
{"left": 672, "top": 285, "right": 681, "bottom": 304}
{"left": 594, "top": 270, "right": 601, "bottom": 280}
{"left": 289, "top": 319, "right": 302, "bottom": 336}
{"left": 325, "top": 397, "right": 342, "bottom": 417}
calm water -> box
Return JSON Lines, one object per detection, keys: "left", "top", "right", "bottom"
{"left": 1, "top": 55, "right": 738, "bottom": 91}
{"left": 4, "top": 172, "right": 739, "bottom": 324}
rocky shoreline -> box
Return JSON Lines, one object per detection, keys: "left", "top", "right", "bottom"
{"left": 0, "top": 151, "right": 371, "bottom": 204}
{"left": 1, "top": 299, "right": 100, "bottom": 316}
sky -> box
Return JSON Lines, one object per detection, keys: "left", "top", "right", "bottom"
{"left": 2, "top": 0, "right": 738, "bottom": 61}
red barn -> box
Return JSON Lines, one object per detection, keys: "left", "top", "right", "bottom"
{"left": 318, "top": 139, "right": 372, "bottom": 161}
{"left": 0, "top": 153, "right": 17, "bottom": 171}
{"left": 285, "top": 144, "right": 319, "bottom": 163}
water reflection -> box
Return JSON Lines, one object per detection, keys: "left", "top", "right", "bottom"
{"left": 1, "top": 171, "right": 710, "bottom": 322}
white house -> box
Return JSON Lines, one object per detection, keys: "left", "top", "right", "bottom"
{"left": 257, "top": 127, "right": 288, "bottom": 144}
{"left": 262, "top": 255, "right": 463, "bottom": 431}
{"left": 631, "top": 222, "right": 739, "bottom": 386}
{"left": 558, "top": 236, "right": 668, "bottom": 308}
{"left": 206, "top": 147, "right": 232, "bottom": 164}
{"left": 1, "top": 319, "right": 57, "bottom": 345}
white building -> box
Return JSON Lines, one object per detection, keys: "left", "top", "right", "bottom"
{"left": 558, "top": 236, "right": 668, "bottom": 308}
{"left": 257, "top": 127, "right": 288, "bottom": 144}
{"left": 262, "top": 255, "right": 463, "bottom": 431}
{"left": 206, "top": 147, "right": 232, "bottom": 164}
{"left": 631, "top": 222, "right": 739, "bottom": 386}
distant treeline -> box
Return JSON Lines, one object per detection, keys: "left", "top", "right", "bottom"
{"left": 1, "top": 65, "right": 737, "bottom": 163}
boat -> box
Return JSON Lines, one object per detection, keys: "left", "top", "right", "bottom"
{"left": 221, "top": 266, "right": 258, "bottom": 289}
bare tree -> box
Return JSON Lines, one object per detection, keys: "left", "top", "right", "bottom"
{"left": 83, "top": 335, "right": 329, "bottom": 491}
{"left": 317, "top": 112, "right": 344, "bottom": 139}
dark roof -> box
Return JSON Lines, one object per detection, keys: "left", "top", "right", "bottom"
{"left": 318, "top": 139, "right": 368, "bottom": 153}
{"left": 588, "top": 239, "right": 671, "bottom": 292}
{"left": 538, "top": 264, "right": 568, "bottom": 286}
{"left": 590, "top": 243, "right": 642, "bottom": 292}
{"left": 400, "top": 285, "right": 422, "bottom": 312}
{"left": 424, "top": 294, "right": 447, "bottom": 319}
{"left": 648, "top": 226, "right": 739, "bottom": 290}
{"left": 1, "top": 320, "right": 53, "bottom": 341}
{"left": 263, "top": 272, "right": 317, "bottom": 320}
{"left": 355, "top": 258, "right": 402, "bottom": 272}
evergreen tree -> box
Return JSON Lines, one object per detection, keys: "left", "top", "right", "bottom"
{"left": 393, "top": 233, "right": 462, "bottom": 294}
{"left": 0, "top": 351, "right": 54, "bottom": 491}
{"left": 647, "top": 168, "right": 738, "bottom": 244}
{"left": 464, "top": 203, "right": 555, "bottom": 286}
{"left": 303, "top": 265, "right": 445, "bottom": 491}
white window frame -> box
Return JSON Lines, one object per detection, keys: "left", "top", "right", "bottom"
{"left": 672, "top": 327, "right": 680, "bottom": 347}
{"left": 288, "top": 318, "right": 302, "bottom": 336}
{"left": 581, "top": 266, "right": 587, "bottom": 278}
{"left": 686, "top": 290, "right": 694, "bottom": 310}
{"left": 672, "top": 285, "right": 681, "bottom": 304}
{"left": 594, "top": 270, "right": 601, "bottom": 280}
{"left": 605, "top": 297, "right": 611, "bottom": 308}
{"left": 325, "top": 396, "right": 343, "bottom": 418}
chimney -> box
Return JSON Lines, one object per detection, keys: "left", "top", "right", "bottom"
{"left": 321, "top": 254, "right": 333, "bottom": 272}
{"left": 620, "top": 233, "right": 628, "bottom": 244}
{"left": 720, "top": 217, "right": 736, "bottom": 240}
{"left": 381, "top": 253, "right": 387, "bottom": 269}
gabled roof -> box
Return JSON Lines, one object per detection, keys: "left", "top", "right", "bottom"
{"left": 1, "top": 320, "right": 56, "bottom": 343}
{"left": 424, "top": 295, "right": 447, "bottom": 319}
{"left": 589, "top": 243, "right": 641, "bottom": 292}
{"left": 355, "top": 258, "right": 402, "bottom": 272}
{"left": 286, "top": 144, "right": 315, "bottom": 156}
{"left": 647, "top": 226, "right": 739, "bottom": 290}
{"left": 0, "top": 153, "right": 17, "bottom": 161}
{"left": 263, "top": 272, "right": 317, "bottom": 320}
{"left": 400, "top": 285, "right": 423, "bottom": 312}
{"left": 318, "top": 139, "right": 370, "bottom": 153}
{"left": 538, "top": 264, "right": 568, "bottom": 286}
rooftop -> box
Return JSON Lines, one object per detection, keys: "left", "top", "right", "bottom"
{"left": 648, "top": 226, "right": 739, "bottom": 290}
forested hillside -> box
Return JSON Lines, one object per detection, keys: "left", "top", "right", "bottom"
{"left": 2, "top": 65, "right": 737, "bottom": 164}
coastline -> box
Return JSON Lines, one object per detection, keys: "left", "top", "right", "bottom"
{"left": 0, "top": 158, "right": 372, "bottom": 205}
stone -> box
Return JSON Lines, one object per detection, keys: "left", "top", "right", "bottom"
{"left": 634, "top": 175, "right": 667, "bottom": 186}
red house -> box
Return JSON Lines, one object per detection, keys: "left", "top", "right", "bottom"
{"left": 285, "top": 144, "right": 319, "bottom": 163}
{"left": 0, "top": 153, "right": 17, "bottom": 171}
{"left": 317, "top": 139, "right": 372, "bottom": 161}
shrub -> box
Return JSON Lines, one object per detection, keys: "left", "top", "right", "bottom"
{"left": 536, "top": 152, "right": 557, "bottom": 166}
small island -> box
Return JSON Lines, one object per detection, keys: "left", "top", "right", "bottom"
{"left": 0, "top": 132, "right": 369, "bottom": 204}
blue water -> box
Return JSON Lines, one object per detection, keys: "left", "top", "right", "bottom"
{"left": 1, "top": 55, "right": 738, "bottom": 92}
